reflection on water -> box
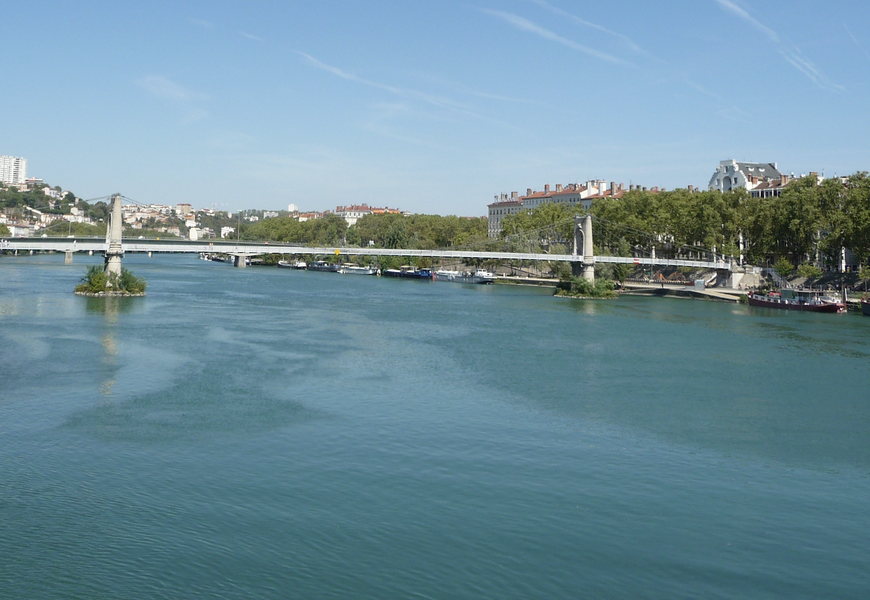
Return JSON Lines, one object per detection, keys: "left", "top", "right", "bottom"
{"left": 85, "top": 296, "right": 137, "bottom": 319}
{"left": 85, "top": 297, "right": 138, "bottom": 399}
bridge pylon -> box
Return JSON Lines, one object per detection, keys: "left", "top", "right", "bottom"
{"left": 572, "top": 215, "right": 595, "bottom": 282}
{"left": 104, "top": 193, "right": 124, "bottom": 284}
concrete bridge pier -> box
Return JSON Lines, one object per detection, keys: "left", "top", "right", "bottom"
{"left": 29, "top": 250, "right": 33, "bottom": 255}
{"left": 232, "top": 254, "right": 247, "bottom": 268}
{"left": 572, "top": 215, "right": 595, "bottom": 282}
{"left": 148, "top": 251, "right": 152, "bottom": 258}
{"left": 104, "top": 194, "right": 124, "bottom": 283}
{"left": 64, "top": 251, "right": 73, "bottom": 265}
{"left": 89, "top": 250, "right": 94, "bottom": 256}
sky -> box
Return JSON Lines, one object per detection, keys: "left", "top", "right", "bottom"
{"left": 4, "top": 0, "right": 869, "bottom": 216}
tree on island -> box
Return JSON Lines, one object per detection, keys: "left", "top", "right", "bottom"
{"left": 75, "top": 265, "right": 147, "bottom": 295}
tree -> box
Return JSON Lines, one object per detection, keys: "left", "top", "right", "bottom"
{"left": 844, "top": 173, "right": 870, "bottom": 264}
{"left": 768, "top": 176, "right": 821, "bottom": 265}
{"left": 797, "top": 263, "right": 823, "bottom": 280}
{"left": 774, "top": 256, "right": 794, "bottom": 278}
{"left": 858, "top": 265, "right": 870, "bottom": 292}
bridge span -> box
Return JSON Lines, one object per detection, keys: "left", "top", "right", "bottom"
{"left": 2, "top": 237, "right": 731, "bottom": 270}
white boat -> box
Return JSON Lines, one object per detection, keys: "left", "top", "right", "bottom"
{"left": 277, "top": 260, "right": 294, "bottom": 268}
{"left": 293, "top": 261, "right": 307, "bottom": 269}
{"left": 338, "top": 264, "right": 378, "bottom": 275}
{"left": 433, "top": 269, "right": 495, "bottom": 284}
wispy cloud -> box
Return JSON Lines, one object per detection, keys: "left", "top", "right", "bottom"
{"left": 778, "top": 49, "right": 844, "bottom": 91}
{"left": 712, "top": 0, "right": 842, "bottom": 91}
{"left": 527, "top": 0, "right": 643, "bottom": 53}
{"left": 297, "top": 52, "right": 469, "bottom": 110}
{"left": 844, "top": 24, "right": 870, "bottom": 62}
{"left": 136, "top": 76, "right": 210, "bottom": 122}
{"left": 241, "top": 32, "right": 264, "bottom": 42}
{"left": 717, "top": 106, "right": 753, "bottom": 123}
{"left": 189, "top": 18, "right": 214, "bottom": 30}
{"left": 136, "top": 76, "right": 208, "bottom": 102}
{"left": 480, "top": 9, "right": 628, "bottom": 66}
{"left": 712, "top": 0, "right": 778, "bottom": 42}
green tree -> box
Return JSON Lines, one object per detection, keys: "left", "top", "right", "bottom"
{"left": 768, "top": 176, "right": 821, "bottom": 265}
{"left": 796, "top": 263, "right": 823, "bottom": 280}
{"left": 774, "top": 256, "right": 794, "bottom": 278}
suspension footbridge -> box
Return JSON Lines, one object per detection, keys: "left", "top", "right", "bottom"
{"left": 2, "top": 197, "right": 734, "bottom": 278}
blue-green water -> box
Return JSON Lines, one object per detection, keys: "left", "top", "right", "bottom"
{"left": 2, "top": 253, "right": 869, "bottom": 599}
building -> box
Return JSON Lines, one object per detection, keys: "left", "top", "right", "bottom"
{"left": 708, "top": 159, "right": 784, "bottom": 194}
{"left": 487, "top": 181, "right": 636, "bottom": 238}
{"left": 175, "top": 203, "right": 193, "bottom": 216}
{"left": 334, "top": 204, "right": 403, "bottom": 226}
{"left": 221, "top": 226, "right": 235, "bottom": 238}
{"left": 487, "top": 193, "right": 524, "bottom": 238}
{"left": 0, "top": 155, "right": 27, "bottom": 185}
{"left": 335, "top": 204, "right": 372, "bottom": 226}
{"left": 707, "top": 159, "right": 827, "bottom": 198}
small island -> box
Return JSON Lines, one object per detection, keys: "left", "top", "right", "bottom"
{"left": 554, "top": 275, "right": 617, "bottom": 299}
{"left": 75, "top": 264, "right": 147, "bottom": 297}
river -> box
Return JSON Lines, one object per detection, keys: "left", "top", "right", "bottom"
{"left": 1, "top": 253, "right": 869, "bottom": 599}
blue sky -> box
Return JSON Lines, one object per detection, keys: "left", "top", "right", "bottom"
{"left": 4, "top": 0, "right": 869, "bottom": 215}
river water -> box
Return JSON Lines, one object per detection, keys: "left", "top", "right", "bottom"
{"left": 1, "top": 253, "right": 869, "bottom": 599}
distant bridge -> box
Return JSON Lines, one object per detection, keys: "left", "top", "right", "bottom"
{"left": 2, "top": 236, "right": 732, "bottom": 270}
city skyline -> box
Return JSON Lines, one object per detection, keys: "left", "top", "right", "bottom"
{"left": 4, "top": 0, "right": 869, "bottom": 216}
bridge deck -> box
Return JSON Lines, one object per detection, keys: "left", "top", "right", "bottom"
{"left": 2, "top": 238, "right": 730, "bottom": 269}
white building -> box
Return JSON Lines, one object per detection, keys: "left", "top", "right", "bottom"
{"left": 708, "top": 160, "right": 784, "bottom": 193}
{"left": 0, "top": 155, "right": 27, "bottom": 185}
{"left": 335, "top": 204, "right": 372, "bottom": 226}
{"left": 221, "top": 226, "right": 235, "bottom": 238}
{"left": 707, "top": 159, "right": 826, "bottom": 199}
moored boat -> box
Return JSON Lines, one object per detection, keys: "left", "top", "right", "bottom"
{"left": 383, "top": 266, "right": 432, "bottom": 279}
{"left": 862, "top": 298, "right": 870, "bottom": 316}
{"left": 748, "top": 289, "right": 845, "bottom": 313}
{"left": 307, "top": 260, "right": 339, "bottom": 272}
{"left": 338, "top": 264, "right": 378, "bottom": 275}
{"left": 277, "top": 260, "right": 293, "bottom": 268}
{"left": 433, "top": 269, "right": 495, "bottom": 284}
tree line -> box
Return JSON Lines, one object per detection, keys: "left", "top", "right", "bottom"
{"left": 500, "top": 172, "right": 870, "bottom": 269}
{"left": 243, "top": 212, "right": 487, "bottom": 249}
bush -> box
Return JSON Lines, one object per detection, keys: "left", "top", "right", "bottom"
{"left": 556, "top": 275, "right": 617, "bottom": 298}
{"left": 75, "top": 265, "right": 146, "bottom": 294}
{"left": 796, "top": 263, "right": 823, "bottom": 280}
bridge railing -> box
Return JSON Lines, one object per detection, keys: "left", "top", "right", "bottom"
{"left": 3, "top": 237, "right": 730, "bottom": 269}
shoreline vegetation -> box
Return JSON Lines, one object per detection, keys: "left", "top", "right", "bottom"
{"left": 75, "top": 265, "right": 147, "bottom": 296}
{"left": 555, "top": 275, "right": 618, "bottom": 299}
